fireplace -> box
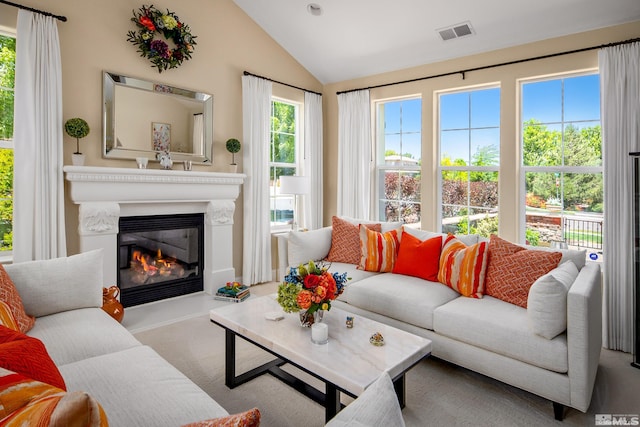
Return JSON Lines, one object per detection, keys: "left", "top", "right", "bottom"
{"left": 118, "top": 213, "right": 204, "bottom": 307}
{"left": 63, "top": 166, "right": 245, "bottom": 302}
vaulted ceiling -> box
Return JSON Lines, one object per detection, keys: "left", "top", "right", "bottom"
{"left": 233, "top": 0, "right": 640, "bottom": 84}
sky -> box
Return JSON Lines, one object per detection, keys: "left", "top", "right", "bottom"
{"left": 382, "top": 73, "right": 601, "bottom": 164}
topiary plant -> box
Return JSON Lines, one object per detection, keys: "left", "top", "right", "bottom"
{"left": 225, "top": 138, "right": 241, "bottom": 165}
{"left": 64, "top": 118, "right": 90, "bottom": 154}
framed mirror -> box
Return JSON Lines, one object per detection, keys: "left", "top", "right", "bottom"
{"left": 103, "top": 71, "right": 213, "bottom": 164}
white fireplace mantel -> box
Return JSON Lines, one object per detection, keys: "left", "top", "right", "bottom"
{"left": 63, "top": 166, "right": 245, "bottom": 294}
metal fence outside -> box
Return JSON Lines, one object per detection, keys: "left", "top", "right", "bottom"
{"left": 562, "top": 216, "right": 603, "bottom": 250}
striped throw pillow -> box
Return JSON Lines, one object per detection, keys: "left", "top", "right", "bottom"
{"left": 358, "top": 225, "right": 400, "bottom": 272}
{"left": 0, "top": 367, "right": 108, "bottom": 426}
{"left": 437, "top": 234, "right": 488, "bottom": 298}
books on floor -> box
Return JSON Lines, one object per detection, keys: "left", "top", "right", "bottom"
{"left": 215, "top": 282, "right": 250, "bottom": 303}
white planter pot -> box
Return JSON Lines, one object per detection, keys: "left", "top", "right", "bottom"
{"left": 71, "top": 153, "right": 85, "bottom": 166}
{"left": 229, "top": 164, "right": 238, "bottom": 173}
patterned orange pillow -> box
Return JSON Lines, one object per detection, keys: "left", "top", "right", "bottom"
{"left": 0, "top": 325, "right": 66, "bottom": 390}
{"left": 437, "top": 234, "right": 488, "bottom": 298}
{"left": 181, "top": 408, "right": 261, "bottom": 427}
{"left": 0, "top": 300, "right": 19, "bottom": 330}
{"left": 326, "top": 216, "right": 381, "bottom": 265}
{"left": 358, "top": 225, "right": 400, "bottom": 272}
{"left": 0, "top": 367, "right": 108, "bottom": 426}
{"left": 0, "top": 264, "right": 35, "bottom": 333}
{"left": 484, "top": 234, "right": 562, "bottom": 308}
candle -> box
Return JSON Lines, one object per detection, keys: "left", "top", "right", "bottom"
{"left": 311, "top": 322, "right": 329, "bottom": 344}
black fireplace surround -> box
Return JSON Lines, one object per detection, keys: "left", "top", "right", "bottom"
{"left": 117, "top": 213, "right": 204, "bottom": 307}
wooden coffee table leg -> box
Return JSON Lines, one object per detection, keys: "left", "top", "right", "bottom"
{"left": 393, "top": 373, "right": 406, "bottom": 408}
{"left": 325, "top": 382, "right": 340, "bottom": 422}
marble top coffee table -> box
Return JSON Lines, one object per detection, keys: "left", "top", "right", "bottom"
{"left": 209, "top": 295, "right": 432, "bottom": 422}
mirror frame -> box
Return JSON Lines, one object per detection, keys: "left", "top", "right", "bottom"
{"left": 102, "top": 71, "right": 213, "bottom": 164}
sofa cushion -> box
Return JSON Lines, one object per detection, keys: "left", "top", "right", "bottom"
{"left": 287, "top": 227, "right": 332, "bottom": 266}
{"left": 0, "top": 300, "right": 18, "bottom": 330}
{"left": 0, "top": 325, "right": 66, "bottom": 390}
{"left": 343, "top": 273, "right": 459, "bottom": 330}
{"left": 59, "top": 345, "right": 229, "bottom": 427}
{"left": 182, "top": 408, "right": 261, "bottom": 427}
{"left": 326, "top": 371, "right": 405, "bottom": 427}
{"left": 393, "top": 231, "right": 442, "bottom": 281}
{"left": 358, "top": 226, "right": 400, "bottom": 272}
{"left": 0, "top": 367, "right": 107, "bottom": 426}
{"left": 27, "top": 308, "right": 142, "bottom": 366}
{"left": 433, "top": 295, "right": 568, "bottom": 373}
{"left": 0, "top": 264, "right": 35, "bottom": 333}
{"left": 485, "top": 235, "right": 562, "bottom": 308}
{"left": 5, "top": 249, "right": 104, "bottom": 318}
{"left": 437, "top": 234, "right": 488, "bottom": 298}
{"left": 528, "top": 261, "right": 579, "bottom": 339}
{"left": 327, "top": 216, "right": 381, "bottom": 265}
{"left": 524, "top": 245, "right": 587, "bottom": 270}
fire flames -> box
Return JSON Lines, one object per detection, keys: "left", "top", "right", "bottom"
{"left": 130, "top": 249, "right": 185, "bottom": 284}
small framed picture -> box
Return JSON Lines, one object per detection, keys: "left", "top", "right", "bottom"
{"left": 152, "top": 122, "right": 171, "bottom": 152}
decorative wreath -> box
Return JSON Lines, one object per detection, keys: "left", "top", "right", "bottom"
{"left": 126, "top": 5, "right": 197, "bottom": 73}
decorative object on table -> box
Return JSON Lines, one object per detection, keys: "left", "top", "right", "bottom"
{"left": 126, "top": 4, "right": 197, "bottom": 73}
{"left": 279, "top": 175, "right": 310, "bottom": 231}
{"left": 183, "top": 160, "right": 193, "bottom": 171}
{"left": 102, "top": 286, "right": 124, "bottom": 323}
{"left": 215, "top": 282, "right": 250, "bottom": 303}
{"left": 152, "top": 122, "right": 171, "bottom": 152}
{"left": 157, "top": 150, "right": 173, "bottom": 169}
{"left": 135, "top": 157, "right": 148, "bottom": 169}
{"left": 346, "top": 316, "right": 354, "bottom": 328}
{"left": 277, "top": 260, "right": 350, "bottom": 327}
{"left": 225, "top": 138, "right": 241, "bottom": 172}
{"left": 369, "top": 332, "right": 385, "bottom": 346}
{"left": 311, "top": 322, "right": 329, "bottom": 345}
{"left": 64, "top": 117, "right": 90, "bottom": 166}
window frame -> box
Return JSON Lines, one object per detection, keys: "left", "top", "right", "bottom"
{"left": 436, "top": 84, "right": 501, "bottom": 236}
{"left": 518, "top": 70, "right": 603, "bottom": 255}
{"left": 269, "top": 96, "right": 302, "bottom": 233}
{"left": 374, "top": 95, "right": 422, "bottom": 224}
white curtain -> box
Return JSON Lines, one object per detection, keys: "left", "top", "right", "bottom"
{"left": 192, "top": 113, "right": 203, "bottom": 153}
{"left": 600, "top": 41, "right": 640, "bottom": 352}
{"left": 304, "top": 92, "right": 323, "bottom": 229}
{"left": 337, "top": 90, "right": 372, "bottom": 219}
{"left": 13, "top": 10, "right": 66, "bottom": 262}
{"left": 241, "top": 75, "right": 272, "bottom": 285}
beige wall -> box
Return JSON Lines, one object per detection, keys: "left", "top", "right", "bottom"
{"left": 323, "top": 21, "right": 640, "bottom": 243}
{"left": 0, "top": 0, "right": 321, "bottom": 279}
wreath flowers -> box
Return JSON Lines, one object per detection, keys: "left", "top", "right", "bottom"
{"left": 126, "top": 5, "right": 197, "bottom": 73}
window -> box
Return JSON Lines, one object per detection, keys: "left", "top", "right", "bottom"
{"left": 438, "top": 87, "right": 500, "bottom": 237}
{"left": 375, "top": 97, "right": 421, "bottom": 224}
{"left": 0, "top": 33, "right": 15, "bottom": 254}
{"left": 521, "top": 73, "right": 602, "bottom": 260}
{"left": 269, "top": 98, "right": 300, "bottom": 229}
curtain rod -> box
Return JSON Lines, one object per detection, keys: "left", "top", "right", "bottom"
{"left": 336, "top": 37, "right": 640, "bottom": 95}
{"left": 0, "top": 0, "right": 67, "bottom": 22}
{"left": 243, "top": 71, "right": 322, "bottom": 96}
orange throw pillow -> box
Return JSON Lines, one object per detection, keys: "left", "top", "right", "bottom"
{"left": 0, "top": 264, "right": 35, "bottom": 333}
{"left": 484, "top": 234, "right": 562, "bottom": 308}
{"left": 326, "top": 216, "right": 381, "bottom": 265}
{"left": 358, "top": 226, "right": 400, "bottom": 272}
{"left": 0, "top": 325, "right": 66, "bottom": 390}
{"left": 182, "top": 408, "right": 261, "bottom": 427}
{"left": 392, "top": 231, "right": 442, "bottom": 281}
{"left": 437, "top": 234, "right": 488, "bottom": 298}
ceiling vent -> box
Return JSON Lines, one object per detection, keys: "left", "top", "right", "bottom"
{"left": 437, "top": 21, "right": 474, "bottom": 41}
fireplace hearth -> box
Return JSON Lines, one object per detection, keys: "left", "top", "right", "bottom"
{"left": 118, "top": 213, "right": 204, "bottom": 307}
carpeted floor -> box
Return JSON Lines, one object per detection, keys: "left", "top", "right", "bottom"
{"left": 134, "top": 311, "right": 640, "bottom": 427}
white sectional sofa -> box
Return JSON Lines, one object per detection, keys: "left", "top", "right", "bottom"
{"left": 277, "top": 221, "right": 603, "bottom": 420}
{"left": 3, "top": 248, "right": 400, "bottom": 426}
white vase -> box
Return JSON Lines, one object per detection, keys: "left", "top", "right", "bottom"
{"left": 229, "top": 164, "right": 238, "bottom": 173}
{"left": 71, "top": 153, "right": 85, "bottom": 166}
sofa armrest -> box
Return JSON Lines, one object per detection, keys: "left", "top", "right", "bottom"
{"left": 566, "top": 262, "right": 602, "bottom": 412}
{"left": 4, "top": 249, "right": 104, "bottom": 318}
